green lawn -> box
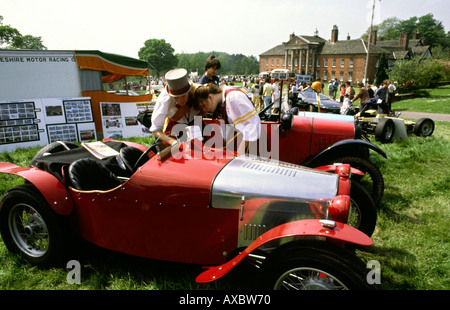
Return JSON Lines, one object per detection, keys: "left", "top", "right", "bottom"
{"left": 0, "top": 85, "right": 449, "bottom": 291}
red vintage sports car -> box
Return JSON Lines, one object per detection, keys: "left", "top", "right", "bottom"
{"left": 0, "top": 138, "right": 377, "bottom": 290}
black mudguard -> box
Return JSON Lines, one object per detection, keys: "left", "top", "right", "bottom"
{"left": 305, "top": 139, "right": 387, "bottom": 167}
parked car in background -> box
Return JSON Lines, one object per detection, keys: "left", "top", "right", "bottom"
{"left": 290, "top": 91, "right": 342, "bottom": 114}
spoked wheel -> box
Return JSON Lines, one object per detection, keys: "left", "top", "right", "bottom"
{"left": 259, "top": 241, "right": 376, "bottom": 290}
{"left": 0, "top": 184, "right": 68, "bottom": 267}
{"left": 8, "top": 203, "right": 49, "bottom": 258}
{"left": 275, "top": 267, "right": 348, "bottom": 290}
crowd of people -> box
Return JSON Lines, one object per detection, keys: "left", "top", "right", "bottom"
{"left": 339, "top": 80, "right": 397, "bottom": 115}
{"left": 148, "top": 54, "right": 398, "bottom": 150}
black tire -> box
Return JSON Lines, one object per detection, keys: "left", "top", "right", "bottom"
{"left": 375, "top": 118, "right": 395, "bottom": 143}
{"left": 413, "top": 118, "right": 434, "bottom": 137}
{"left": 348, "top": 180, "right": 377, "bottom": 237}
{"left": 0, "top": 184, "right": 69, "bottom": 268}
{"left": 331, "top": 157, "right": 384, "bottom": 206}
{"left": 258, "top": 241, "right": 377, "bottom": 290}
{"left": 30, "top": 141, "right": 79, "bottom": 166}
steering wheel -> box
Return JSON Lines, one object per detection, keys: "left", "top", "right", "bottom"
{"left": 258, "top": 101, "right": 275, "bottom": 120}
{"left": 133, "top": 141, "right": 160, "bottom": 171}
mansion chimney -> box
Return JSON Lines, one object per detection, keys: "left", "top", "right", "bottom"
{"left": 398, "top": 33, "right": 409, "bottom": 50}
{"left": 370, "top": 30, "right": 377, "bottom": 45}
{"left": 331, "top": 25, "right": 339, "bottom": 43}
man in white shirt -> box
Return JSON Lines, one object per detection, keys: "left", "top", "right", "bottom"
{"left": 150, "top": 68, "right": 200, "bottom": 145}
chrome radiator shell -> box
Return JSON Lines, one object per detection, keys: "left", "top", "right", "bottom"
{"left": 211, "top": 155, "right": 339, "bottom": 209}
{"left": 211, "top": 155, "right": 340, "bottom": 247}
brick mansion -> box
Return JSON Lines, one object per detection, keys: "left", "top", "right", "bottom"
{"left": 259, "top": 25, "right": 431, "bottom": 84}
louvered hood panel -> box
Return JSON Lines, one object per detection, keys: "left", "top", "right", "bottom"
{"left": 211, "top": 155, "right": 339, "bottom": 210}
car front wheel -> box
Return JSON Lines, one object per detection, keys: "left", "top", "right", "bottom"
{"left": 259, "top": 241, "right": 376, "bottom": 290}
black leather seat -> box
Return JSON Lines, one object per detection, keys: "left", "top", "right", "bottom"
{"left": 69, "top": 158, "right": 124, "bottom": 191}
{"left": 116, "top": 146, "right": 149, "bottom": 176}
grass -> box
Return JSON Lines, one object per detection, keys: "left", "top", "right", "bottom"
{"left": 0, "top": 86, "right": 449, "bottom": 291}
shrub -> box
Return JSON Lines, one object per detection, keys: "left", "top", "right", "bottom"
{"left": 390, "top": 57, "right": 444, "bottom": 91}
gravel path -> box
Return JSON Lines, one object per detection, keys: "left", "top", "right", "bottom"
{"left": 396, "top": 111, "right": 450, "bottom": 122}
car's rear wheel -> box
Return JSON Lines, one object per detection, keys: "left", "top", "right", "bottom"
{"left": 414, "top": 118, "right": 434, "bottom": 137}
{"left": 375, "top": 118, "right": 395, "bottom": 143}
{"left": 258, "top": 241, "right": 376, "bottom": 290}
{"left": 0, "top": 184, "right": 68, "bottom": 267}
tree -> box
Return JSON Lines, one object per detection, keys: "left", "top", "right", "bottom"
{"left": 138, "top": 39, "right": 178, "bottom": 77}
{"left": 362, "top": 17, "right": 401, "bottom": 41}
{"left": 175, "top": 51, "right": 259, "bottom": 75}
{"left": 375, "top": 53, "right": 389, "bottom": 84}
{"left": 0, "top": 15, "right": 46, "bottom": 50}
{"left": 389, "top": 56, "right": 443, "bottom": 90}
{"left": 362, "top": 14, "right": 449, "bottom": 48}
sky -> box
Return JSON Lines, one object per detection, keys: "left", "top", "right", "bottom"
{"left": 2, "top": 0, "right": 450, "bottom": 59}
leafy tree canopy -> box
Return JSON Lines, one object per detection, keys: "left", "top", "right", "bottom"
{"left": 0, "top": 16, "right": 46, "bottom": 50}
{"left": 177, "top": 51, "right": 259, "bottom": 76}
{"left": 362, "top": 13, "right": 450, "bottom": 48}
{"left": 138, "top": 39, "right": 178, "bottom": 77}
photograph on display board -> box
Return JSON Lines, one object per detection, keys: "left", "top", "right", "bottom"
{"left": 42, "top": 99, "right": 66, "bottom": 124}
{"left": 77, "top": 122, "right": 97, "bottom": 142}
{"left": 101, "top": 103, "right": 121, "bottom": 116}
{"left": 46, "top": 123, "right": 77, "bottom": 143}
{"left": 63, "top": 99, "right": 93, "bottom": 123}
{"left": 45, "top": 105, "right": 63, "bottom": 117}
{"left": 0, "top": 101, "right": 42, "bottom": 146}
{"left": 125, "top": 116, "right": 138, "bottom": 126}
{"left": 0, "top": 102, "right": 36, "bottom": 121}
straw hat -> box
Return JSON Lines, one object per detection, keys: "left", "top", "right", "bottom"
{"left": 165, "top": 68, "right": 192, "bottom": 97}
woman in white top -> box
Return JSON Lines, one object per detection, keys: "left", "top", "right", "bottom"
{"left": 195, "top": 83, "right": 261, "bottom": 152}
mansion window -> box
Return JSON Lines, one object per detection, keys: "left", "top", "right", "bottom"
{"left": 349, "top": 58, "right": 354, "bottom": 68}
{"left": 324, "top": 58, "right": 328, "bottom": 67}
{"left": 340, "top": 58, "right": 345, "bottom": 68}
{"left": 332, "top": 58, "right": 336, "bottom": 68}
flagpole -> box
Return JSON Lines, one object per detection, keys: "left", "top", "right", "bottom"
{"left": 364, "top": 0, "right": 376, "bottom": 85}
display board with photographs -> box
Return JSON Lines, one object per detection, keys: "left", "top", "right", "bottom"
{"left": 0, "top": 100, "right": 45, "bottom": 151}
{"left": 101, "top": 101, "right": 153, "bottom": 139}
{"left": 0, "top": 97, "right": 97, "bottom": 152}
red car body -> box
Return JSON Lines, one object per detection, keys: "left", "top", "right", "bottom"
{"left": 0, "top": 136, "right": 372, "bottom": 287}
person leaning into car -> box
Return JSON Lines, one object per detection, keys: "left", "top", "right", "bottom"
{"left": 150, "top": 68, "right": 201, "bottom": 146}
{"left": 194, "top": 83, "right": 261, "bottom": 152}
